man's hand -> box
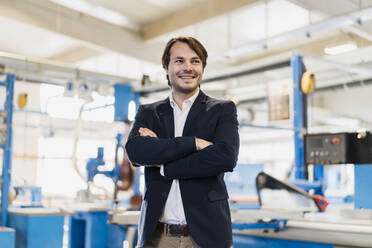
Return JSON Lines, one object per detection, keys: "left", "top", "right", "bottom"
{"left": 196, "top": 138, "right": 213, "bottom": 151}
{"left": 139, "top": 127, "right": 158, "bottom": 138}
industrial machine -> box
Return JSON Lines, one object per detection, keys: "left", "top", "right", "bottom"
{"left": 12, "top": 186, "right": 43, "bottom": 207}
{"left": 305, "top": 131, "right": 372, "bottom": 165}
{"left": 232, "top": 55, "right": 372, "bottom": 247}
{"left": 69, "top": 84, "right": 141, "bottom": 248}
{"left": 85, "top": 133, "right": 138, "bottom": 204}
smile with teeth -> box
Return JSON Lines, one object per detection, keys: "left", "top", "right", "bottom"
{"left": 178, "top": 75, "right": 196, "bottom": 79}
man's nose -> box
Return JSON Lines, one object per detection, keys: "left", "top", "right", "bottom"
{"left": 182, "top": 61, "right": 193, "bottom": 71}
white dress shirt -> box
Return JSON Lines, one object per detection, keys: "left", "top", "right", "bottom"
{"left": 159, "top": 88, "right": 199, "bottom": 225}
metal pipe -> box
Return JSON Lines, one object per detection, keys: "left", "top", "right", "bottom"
{"left": 0, "top": 51, "right": 134, "bottom": 85}
{"left": 287, "top": 220, "right": 372, "bottom": 234}
{"left": 302, "top": 53, "right": 372, "bottom": 77}
{"left": 240, "top": 123, "right": 294, "bottom": 131}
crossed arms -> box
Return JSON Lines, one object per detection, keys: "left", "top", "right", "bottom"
{"left": 138, "top": 127, "right": 213, "bottom": 151}
{"left": 125, "top": 101, "right": 240, "bottom": 179}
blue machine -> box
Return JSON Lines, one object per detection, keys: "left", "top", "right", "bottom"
{"left": 226, "top": 164, "right": 263, "bottom": 210}
{"left": 86, "top": 134, "right": 126, "bottom": 184}
{"left": 232, "top": 56, "right": 328, "bottom": 248}
{"left": 107, "top": 224, "right": 137, "bottom": 248}
{"left": 86, "top": 146, "right": 120, "bottom": 183}
{"left": 77, "top": 138, "right": 121, "bottom": 248}
{"left": 86, "top": 147, "right": 106, "bottom": 182}
{"left": 233, "top": 219, "right": 287, "bottom": 232}
{"left": 81, "top": 132, "right": 141, "bottom": 248}
{"left": 13, "top": 186, "right": 43, "bottom": 207}
{"left": 292, "top": 55, "right": 372, "bottom": 209}
{"left": 86, "top": 134, "right": 132, "bottom": 188}
{"left": 233, "top": 235, "right": 333, "bottom": 248}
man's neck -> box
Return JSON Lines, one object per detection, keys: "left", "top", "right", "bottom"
{"left": 171, "top": 89, "right": 198, "bottom": 110}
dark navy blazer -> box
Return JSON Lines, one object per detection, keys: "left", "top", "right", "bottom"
{"left": 125, "top": 90, "right": 240, "bottom": 247}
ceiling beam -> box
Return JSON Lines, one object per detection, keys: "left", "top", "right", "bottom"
{"left": 0, "top": 0, "right": 164, "bottom": 64}
{"left": 288, "top": 0, "right": 372, "bottom": 42}
{"left": 141, "top": 0, "right": 260, "bottom": 41}
{"left": 230, "top": 30, "right": 372, "bottom": 67}
{"left": 47, "top": 46, "right": 103, "bottom": 63}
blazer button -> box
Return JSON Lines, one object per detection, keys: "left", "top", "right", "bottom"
{"left": 161, "top": 192, "right": 167, "bottom": 198}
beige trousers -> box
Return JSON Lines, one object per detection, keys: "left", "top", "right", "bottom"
{"left": 140, "top": 227, "right": 200, "bottom": 248}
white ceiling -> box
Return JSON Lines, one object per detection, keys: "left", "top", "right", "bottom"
{"left": 1, "top": 0, "right": 372, "bottom": 105}
{"left": 86, "top": 0, "right": 205, "bottom": 25}
{"left": 0, "top": 16, "right": 80, "bottom": 58}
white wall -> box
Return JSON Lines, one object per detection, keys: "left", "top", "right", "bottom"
{"left": 318, "top": 84, "right": 372, "bottom": 125}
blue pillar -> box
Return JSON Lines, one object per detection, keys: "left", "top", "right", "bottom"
{"left": 291, "top": 56, "right": 307, "bottom": 180}
{"left": 1, "top": 74, "right": 15, "bottom": 226}
{"left": 354, "top": 164, "right": 372, "bottom": 209}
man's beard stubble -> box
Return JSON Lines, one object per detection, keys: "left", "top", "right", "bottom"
{"left": 172, "top": 82, "right": 200, "bottom": 94}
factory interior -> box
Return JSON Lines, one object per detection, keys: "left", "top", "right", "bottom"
{"left": 1, "top": 0, "right": 372, "bottom": 247}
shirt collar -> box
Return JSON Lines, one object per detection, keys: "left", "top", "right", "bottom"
{"left": 169, "top": 88, "right": 200, "bottom": 109}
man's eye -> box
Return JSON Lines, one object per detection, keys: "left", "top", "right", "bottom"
{"left": 192, "top": 59, "right": 201, "bottom": 64}
{"left": 175, "top": 59, "right": 183, "bottom": 63}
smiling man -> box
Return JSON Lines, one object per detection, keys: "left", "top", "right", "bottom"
{"left": 126, "top": 36, "right": 240, "bottom": 248}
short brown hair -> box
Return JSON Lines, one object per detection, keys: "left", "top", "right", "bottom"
{"left": 161, "top": 36, "right": 208, "bottom": 86}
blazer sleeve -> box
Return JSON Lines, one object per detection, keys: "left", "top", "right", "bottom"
{"left": 125, "top": 105, "right": 196, "bottom": 166}
{"left": 163, "top": 101, "right": 239, "bottom": 179}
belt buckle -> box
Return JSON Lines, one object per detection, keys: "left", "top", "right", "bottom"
{"left": 166, "top": 224, "right": 180, "bottom": 237}
{"left": 167, "top": 224, "right": 188, "bottom": 237}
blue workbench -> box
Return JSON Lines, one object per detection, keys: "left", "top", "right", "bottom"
{"left": 8, "top": 208, "right": 65, "bottom": 248}
{"left": 0, "top": 227, "right": 15, "bottom": 248}
{"left": 69, "top": 209, "right": 108, "bottom": 248}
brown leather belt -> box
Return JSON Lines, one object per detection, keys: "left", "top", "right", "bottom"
{"left": 157, "top": 222, "right": 190, "bottom": 237}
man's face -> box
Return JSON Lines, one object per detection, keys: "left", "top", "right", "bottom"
{"left": 166, "top": 42, "right": 203, "bottom": 95}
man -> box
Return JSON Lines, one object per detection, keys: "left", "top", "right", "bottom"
{"left": 126, "top": 36, "right": 239, "bottom": 248}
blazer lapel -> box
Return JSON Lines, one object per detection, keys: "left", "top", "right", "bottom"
{"left": 158, "top": 98, "right": 175, "bottom": 138}
{"left": 182, "top": 90, "right": 208, "bottom": 136}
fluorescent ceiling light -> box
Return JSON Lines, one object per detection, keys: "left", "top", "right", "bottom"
{"left": 49, "top": 0, "right": 139, "bottom": 30}
{"left": 324, "top": 42, "right": 357, "bottom": 55}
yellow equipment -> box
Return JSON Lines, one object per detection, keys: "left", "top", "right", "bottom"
{"left": 17, "top": 93, "right": 28, "bottom": 108}
{"left": 301, "top": 72, "right": 316, "bottom": 94}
